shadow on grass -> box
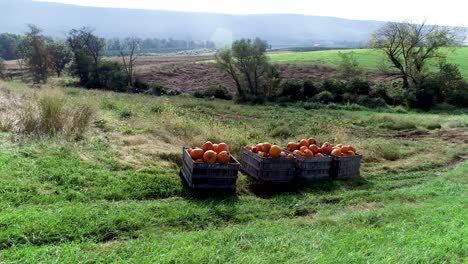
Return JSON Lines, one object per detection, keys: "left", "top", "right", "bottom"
{"left": 180, "top": 173, "right": 373, "bottom": 201}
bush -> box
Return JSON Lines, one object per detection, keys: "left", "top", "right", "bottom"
{"left": 319, "top": 79, "right": 345, "bottom": 102}
{"left": 303, "top": 80, "right": 317, "bottom": 99}
{"left": 96, "top": 61, "right": 127, "bottom": 92}
{"left": 145, "top": 84, "right": 169, "bottom": 96}
{"left": 194, "top": 85, "right": 232, "bottom": 100}
{"left": 280, "top": 80, "right": 303, "bottom": 101}
{"left": 313, "top": 91, "right": 334, "bottom": 104}
{"left": 409, "top": 78, "right": 439, "bottom": 110}
{"left": 344, "top": 78, "right": 371, "bottom": 95}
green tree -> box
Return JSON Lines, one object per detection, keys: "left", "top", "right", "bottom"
{"left": 67, "top": 28, "right": 105, "bottom": 87}
{"left": 47, "top": 41, "right": 72, "bottom": 77}
{"left": 368, "top": 21, "right": 462, "bottom": 89}
{"left": 337, "top": 51, "right": 362, "bottom": 79}
{"left": 22, "top": 25, "right": 50, "bottom": 83}
{"left": 0, "top": 57, "right": 5, "bottom": 79}
{"left": 215, "top": 38, "right": 278, "bottom": 101}
{"left": 0, "top": 33, "right": 22, "bottom": 60}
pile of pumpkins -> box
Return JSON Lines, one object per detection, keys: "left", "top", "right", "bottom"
{"left": 188, "top": 139, "right": 358, "bottom": 163}
{"left": 245, "top": 143, "right": 293, "bottom": 158}
{"left": 287, "top": 138, "right": 357, "bottom": 158}
{"left": 188, "top": 141, "right": 231, "bottom": 164}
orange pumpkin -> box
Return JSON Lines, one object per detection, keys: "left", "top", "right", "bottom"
{"left": 203, "top": 150, "right": 217, "bottom": 164}
{"left": 195, "top": 159, "right": 204, "bottom": 163}
{"left": 293, "top": 150, "right": 303, "bottom": 156}
{"left": 299, "top": 139, "right": 309, "bottom": 147}
{"left": 287, "top": 142, "right": 299, "bottom": 152}
{"left": 300, "top": 146, "right": 308, "bottom": 152}
{"left": 212, "top": 144, "right": 219, "bottom": 153}
{"left": 256, "top": 143, "right": 264, "bottom": 152}
{"left": 303, "top": 149, "right": 314, "bottom": 158}
{"left": 315, "top": 153, "right": 324, "bottom": 158}
{"left": 217, "top": 143, "right": 229, "bottom": 153}
{"left": 245, "top": 145, "right": 253, "bottom": 151}
{"left": 201, "top": 141, "right": 214, "bottom": 152}
{"left": 217, "top": 151, "right": 230, "bottom": 164}
{"left": 263, "top": 143, "right": 272, "bottom": 153}
{"left": 307, "top": 138, "right": 317, "bottom": 145}
{"left": 287, "top": 154, "right": 294, "bottom": 158}
{"left": 321, "top": 142, "right": 333, "bottom": 154}
{"left": 190, "top": 148, "right": 204, "bottom": 160}
{"left": 308, "top": 144, "right": 319, "bottom": 154}
{"left": 331, "top": 148, "right": 343, "bottom": 157}
{"left": 187, "top": 148, "right": 193, "bottom": 155}
{"left": 269, "top": 145, "right": 282, "bottom": 158}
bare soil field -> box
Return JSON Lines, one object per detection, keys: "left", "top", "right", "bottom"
{"left": 126, "top": 54, "right": 393, "bottom": 93}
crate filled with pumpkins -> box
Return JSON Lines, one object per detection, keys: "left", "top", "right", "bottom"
{"left": 286, "top": 138, "right": 361, "bottom": 179}
{"left": 240, "top": 142, "right": 296, "bottom": 183}
{"left": 180, "top": 141, "right": 240, "bottom": 191}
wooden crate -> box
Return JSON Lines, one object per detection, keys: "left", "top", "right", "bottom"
{"left": 330, "top": 155, "right": 362, "bottom": 179}
{"left": 240, "top": 148, "right": 295, "bottom": 183}
{"left": 287, "top": 151, "right": 332, "bottom": 180}
{"left": 180, "top": 147, "right": 240, "bottom": 191}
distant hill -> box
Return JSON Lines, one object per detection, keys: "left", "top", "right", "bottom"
{"left": 0, "top": 0, "right": 386, "bottom": 47}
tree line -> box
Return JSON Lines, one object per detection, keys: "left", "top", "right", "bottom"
{"left": 215, "top": 21, "right": 467, "bottom": 109}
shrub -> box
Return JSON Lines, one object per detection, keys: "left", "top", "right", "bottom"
{"left": 194, "top": 85, "right": 232, "bottom": 100}
{"left": 409, "top": 78, "right": 439, "bottom": 110}
{"left": 319, "top": 79, "right": 345, "bottom": 101}
{"left": 280, "top": 80, "right": 303, "bottom": 101}
{"left": 145, "top": 84, "right": 168, "bottom": 96}
{"left": 96, "top": 61, "right": 127, "bottom": 92}
{"left": 337, "top": 51, "right": 362, "bottom": 79}
{"left": 303, "top": 80, "right": 317, "bottom": 99}
{"left": 313, "top": 91, "right": 334, "bottom": 104}
{"left": 119, "top": 108, "right": 133, "bottom": 119}
{"left": 344, "top": 78, "right": 371, "bottom": 95}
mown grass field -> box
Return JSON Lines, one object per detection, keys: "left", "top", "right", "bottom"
{"left": 269, "top": 47, "right": 468, "bottom": 79}
{"left": 0, "top": 80, "right": 467, "bottom": 263}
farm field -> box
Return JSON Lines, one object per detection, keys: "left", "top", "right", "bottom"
{"left": 269, "top": 47, "right": 468, "bottom": 79}
{"left": 0, "top": 80, "right": 467, "bottom": 262}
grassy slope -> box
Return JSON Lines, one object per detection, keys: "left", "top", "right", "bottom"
{"left": 0, "top": 80, "right": 467, "bottom": 263}
{"left": 269, "top": 47, "right": 468, "bottom": 79}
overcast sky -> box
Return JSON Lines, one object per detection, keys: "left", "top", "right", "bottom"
{"left": 36, "top": 0, "right": 468, "bottom": 27}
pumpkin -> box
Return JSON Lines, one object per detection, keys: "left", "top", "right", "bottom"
{"left": 201, "top": 141, "right": 214, "bottom": 152}
{"left": 269, "top": 145, "right": 282, "bottom": 158}
{"left": 308, "top": 144, "right": 319, "bottom": 154}
{"left": 217, "top": 143, "right": 229, "bottom": 152}
{"left": 287, "top": 142, "right": 299, "bottom": 152}
{"left": 190, "top": 148, "right": 204, "bottom": 160}
{"left": 203, "top": 150, "right": 217, "bottom": 163}
{"left": 217, "top": 151, "right": 230, "bottom": 164}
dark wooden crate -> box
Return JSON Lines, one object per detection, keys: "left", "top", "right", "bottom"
{"left": 330, "top": 154, "right": 362, "bottom": 179}
{"left": 286, "top": 151, "right": 332, "bottom": 180}
{"left": 240, "top": 148, "right": 295, "bottom": 183}
{"left": 180, "top": 147, "right": 240, "bottom": 191}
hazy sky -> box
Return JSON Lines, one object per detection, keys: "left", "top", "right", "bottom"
{"left": 36, "top": 0, "right": 468, "bottom": 27}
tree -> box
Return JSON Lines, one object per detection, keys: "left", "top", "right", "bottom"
{"left": 117, "top": 37, "right": 140, "bottom": 92}
{"left": 22, "top": 25, "right": 50, "bottom": 83}
{"left": 0, "top": 33, "right": 22, "bottom": 60}
{"left": 67, "top": 28, "right": 105, "bottom": 87}
{"left": 47, "top": 41, "right": 72, "bottom": 77}
{"left": 368, "top": 21, "right": 462, "bottom": 89}
{"left": 215, "top": 38, "right": 278, "bottom": 101}
{"left": 0, "top": 58, "right": 5, "bottom": 79}
{"left": 337, "top": 51, "right": 362, "bottom": 79}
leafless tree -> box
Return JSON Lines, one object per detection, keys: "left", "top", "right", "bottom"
{"left": 368, "top": 21, "right": 463, "bottom": 89}
{"left": 118, "top": 37, "right": 140, "bottom": 92}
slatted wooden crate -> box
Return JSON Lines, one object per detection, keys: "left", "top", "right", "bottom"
{"left": 330, "top": 154, "right": 362, "bottom": 179}
{"left": 287, "top": 151, "right": 332, "bottom": 180}
{"left": 240, "top": 148, "right": 295, "bottom": 183}
{"left": 180, "top": 147, "right": 240, "bottom": 191}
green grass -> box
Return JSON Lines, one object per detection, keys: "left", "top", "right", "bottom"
{"left": 0, "top": 80, "right": 467, "bottom": 263}
{"left": 269, "top": 47, "right": 468, "bottom": 79}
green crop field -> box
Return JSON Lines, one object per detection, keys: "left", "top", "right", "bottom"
{"left": 269, "top": 47, "right": 468, "bottom": 79}
{"left": 0, "top": 80, "right": 467, "bottom": 263}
